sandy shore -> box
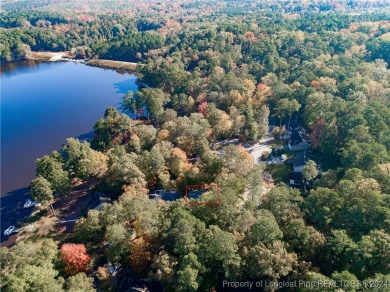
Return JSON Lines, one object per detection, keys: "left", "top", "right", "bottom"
{"left": 26, "top": 51, "right": 72, "bottom": 61}
{"left": 86, "top": 59, "right": 137, "bottom": 71}
{"left": 26, "top": 52, "right": 137, "bottom": 72}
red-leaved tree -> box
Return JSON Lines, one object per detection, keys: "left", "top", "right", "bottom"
{"left": 61, "top": 243, "right": 91, "bottom": 275}
{"left": 310, "top": 117, "right": 326, "bottom": 148}
{"left": 197, "top": 101, "right": 208, "bottom": 116}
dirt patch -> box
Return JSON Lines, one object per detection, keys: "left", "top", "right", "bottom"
{"left": 263, "top": 181, "right": 275, "bottom": 193}
{"left": 53, "top": 191, "right": 88, "bottom": 219}
{"left": 27, "top": 51, "right": 73, "bottom": 61}
{"left": 86, "top": 59, "right": 137, "bottom": 71}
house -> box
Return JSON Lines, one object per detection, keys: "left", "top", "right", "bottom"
{"left": 292, "top": 152, "right": 308, "bottom": 173}
{"left": 281, "top": 121, "right": 300, "bottom": 140}
{"left": 149, "top": 190, "right": 181, "bottom": 201}
{"left": 288, "top": 129, "right": 311, "bottom": 151}
{"left": 148, "top": 189, "right": 206, "bottom": 202}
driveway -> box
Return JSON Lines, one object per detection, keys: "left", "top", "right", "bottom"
{"left": 215, "top": 136, "right": 274, "bottom": 165}
{"left": 245, "top": 136, "right": 274, "bottom": 164}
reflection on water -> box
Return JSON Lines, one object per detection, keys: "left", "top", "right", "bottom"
{"left": 1, "top": 60, "right": 138, "bottom": 195}
{"left": 1, "top": 60, "right": 60, "bottom": 78}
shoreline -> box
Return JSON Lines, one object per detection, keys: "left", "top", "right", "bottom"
{"left": 86, "top": 59, "right": 137, "bottom": 72}
{"left": 1, "top": 60, "right": 138, "bottom": 244}
{"left": 23, "top": 51, "right": 137, "bottom": 72}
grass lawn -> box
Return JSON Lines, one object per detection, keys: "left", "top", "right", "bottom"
{"left": 265, "top": 163, "right": 291, "bottom": 184}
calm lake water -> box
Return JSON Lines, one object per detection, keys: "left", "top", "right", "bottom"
{"left": 1, "top": 60, "right": 138, "bottom": 196}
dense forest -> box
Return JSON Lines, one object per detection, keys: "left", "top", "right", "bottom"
{"left": 1, "top": 1, "right": 390, "bottom": 291}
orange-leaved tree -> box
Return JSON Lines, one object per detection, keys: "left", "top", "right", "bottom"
{"left": 61, "top": 243, "right": 91, "bottom": 275}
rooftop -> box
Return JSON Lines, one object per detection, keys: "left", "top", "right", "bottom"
{"left": 149, "top": 191, "right": 181, "bottom": 201}
{"left": 293, "top": 152, "right": 309, "bottom": 167}
{"left": 289, "top": 129, "right": 309, "bottom": 146}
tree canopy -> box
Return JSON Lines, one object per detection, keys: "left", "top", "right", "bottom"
{"left": 4, "top": 1, "right": 390, "bottom": 291}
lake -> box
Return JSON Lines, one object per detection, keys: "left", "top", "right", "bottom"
{"left": 1, "top": 60, "right": 137, "bottom": 236}
{"left": 1, "top": 60, "right": 137, "bottom": 195}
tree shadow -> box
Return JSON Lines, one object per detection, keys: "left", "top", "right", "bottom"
{"left": 76, "top": 130, "right": 95, "bottom": 141}
{"left": 0, "top": 187, "right": 34, "bottom": 242}
{"left": 112, "top": 78, "right": 138, "bottom": 95}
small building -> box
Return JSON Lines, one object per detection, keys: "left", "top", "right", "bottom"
{"left": 288, "top": 129, "right": 311, "bottom": 151}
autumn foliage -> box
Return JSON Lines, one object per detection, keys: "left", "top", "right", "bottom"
{"left": 309, "top": 118, "right": 326, "bottom": 148}
{"left": 197, "top": 101, "right": 208, "bottom": 116}
{"left": 61, "top": 243, "right": 91, "bottom": 275}
{"left": 129, "top": 236, "right": 154, "bottom": 275}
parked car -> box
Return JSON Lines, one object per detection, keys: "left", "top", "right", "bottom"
{"left": 4, "top": 226, "right": 18, "bottom": 236}
{"left": 23, "top": 199, "right": 42, "bottom": 209}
